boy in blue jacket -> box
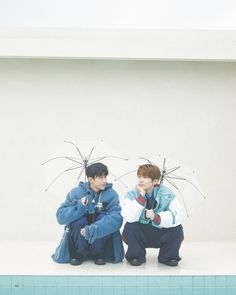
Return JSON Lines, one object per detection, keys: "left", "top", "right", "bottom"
{"left": 121, "top": 164, "right": 185, "bottom": 267}
{"left": 56, "top": 162, "right": 124, "bottom": 265}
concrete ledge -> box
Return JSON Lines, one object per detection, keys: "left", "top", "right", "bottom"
{"left": 0, "top": 241, "right": 235, "bottom": 276}
{"left": 0, "top": 27, "right": 236, "bottom": 60}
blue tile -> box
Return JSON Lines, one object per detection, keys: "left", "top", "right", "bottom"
{"left": 202, "top": 289, "right": 216, "bottom": 295}
{"left": 169, "top": 287, "right": 183, "bottom": 295}
{"left": 11, "top": 288, "right": 23, "bottom": 295}
{"left": 215, "top": 288, "right": 227, "bottom": 295}
{"left": 227, "top": 288, "right": 236, "bottom": 295}
{"left": 11, "top": 276, "right": 24, "bottom": 288}
{"left": 45, "top": 287, "right": 58, "bottom": 295}
{"left": 167, "top": 276, "right": 178, "bottom": 288}
{"left": 215, "top": 276, "right": 227, "bottom": 287}
{"left": 156, "top": 276, "right": 170, "bottom": 287}
{"left": 227, "top": 276, "right": 236, "bottom": 288}
{"left": 0, "top": 289, "right": 12, "bottom": 295}
{"left": 24, "top": 289, "right": 37, "bottom": 295}
{"left": 0, "top": 276, "right": 12, "bottom": 288}
{"left": 2, "top": 274, "right": 236, "bottom": 295}
{"left": 181, "top": 276, "right": 193, "bottom": 288}
{"left": 47, "top": 287, "right": 65, "bottom": 295}
{"left": 192, "top": 288, "right": 207, "bottom": 295}
{"left": 192, "top": 276, "right": 204, "bottom": 287}
{"left": 182, "top": 287, "right": 193, "bottom": 295}
{"left": 29, "top": 276, "right": 46, "bottom": 287}
{"left": 67, "top": 276, "right": 83, "bottom": 286}
{"left": 71, "top": 287, "right": 88, "bottom": 295}
{"left": 156, "top": 289, "right": 170, "bottom": 295}
{"left": 124, "top": 291, "right": 134, "bottom": 295}
{"left": 204, "top": 276, "right": 216, "bottom": 287}
{"left": 145, "top": 276, "right": 160, "bottom": 287}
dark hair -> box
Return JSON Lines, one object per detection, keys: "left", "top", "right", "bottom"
{"left": 137, "top": 164, "right": 161, "bottom": 181}
{"left": 85, "top": 162, "right": 109, "bottom": 179}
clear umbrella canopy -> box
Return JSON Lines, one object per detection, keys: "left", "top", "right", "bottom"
{"left": 42, "top": 139, "right": 129, "bottom": 196}
{"left": 114, "top": 154, "right": 206, "bottom": 218}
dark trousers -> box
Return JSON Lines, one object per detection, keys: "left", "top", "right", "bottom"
{"left": 122, "top": 222, "right": 184, "bottom": 263}
{"left": 70, "top": 213, "right": 113, "bottom": 260}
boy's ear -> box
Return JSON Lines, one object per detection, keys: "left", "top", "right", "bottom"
{"left": 87, "top": 176, "right": 93, "bottom": 183}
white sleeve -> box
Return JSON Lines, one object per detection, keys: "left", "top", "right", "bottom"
{"left": 121, "top": 197, "right": 144, "bottom": 223}
{"left": 158, "top": 197, "right": 186, "bottom": 228}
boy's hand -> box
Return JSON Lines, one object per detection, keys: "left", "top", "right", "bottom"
{"left": 136, "top": 184, "right": 145, "bottom": 197}
{"left": 81, "top": 196, "right": 88, "bottom": 206}
{"left": 80, "top": 228, "right": 86, "bottom": 237}
{"left": 146, "top": 209, "right": 155, "bottom": 220}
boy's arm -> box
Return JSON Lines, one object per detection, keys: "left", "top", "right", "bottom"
{"left": 56, "top": 188, "right": 87, "bottom": 225}
{"left": 121, "top": 190, "right": 146, "bottom": 223}
{"left": 84, "top": 191, "right": 123, "bottom": 243}
{"left": 154, "top": 197, "right": 186, "bottom": 228}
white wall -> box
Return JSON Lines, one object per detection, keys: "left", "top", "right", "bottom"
{"left": 1, "top": 0, "right": 236, "bottom": 29}
{"left": 0, "top": 59, "right": 236, "bottom": 242}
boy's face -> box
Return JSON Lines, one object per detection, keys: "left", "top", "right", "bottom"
{"left": 88, "top": 175, "right": 107, "bottom": 192}
{"left": 137, "top": 175, "right": 158, "bottom": 192}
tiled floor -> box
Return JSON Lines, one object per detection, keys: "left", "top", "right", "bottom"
{"left": 0, "top": 241, "right": 235, "bottom": 276}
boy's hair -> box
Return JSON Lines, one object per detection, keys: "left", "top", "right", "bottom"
{"left": 137, "top": 164, "right": 161, "bottom": 181}
{"left": 85, "top": 162, "right": 109, "bottom": 179}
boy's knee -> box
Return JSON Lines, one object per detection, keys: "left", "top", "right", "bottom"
{"left": 123, "top": 222, "right": 141, "bottom": 239}
{"left": 95, "top": 213, "right": 106, "bottom": 221}
{"left": 71, "top": 216, "right": 88, "bottom": 229}
{"left": 124, "top": 222, "right": 139, "bottom": 231}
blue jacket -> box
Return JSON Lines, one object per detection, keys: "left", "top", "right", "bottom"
{"left": 56, "top": 181, "right": 124, "bottom": 263}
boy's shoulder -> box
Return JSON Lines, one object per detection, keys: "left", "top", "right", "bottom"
{"left": 103, "top": 185, "right": 119, "bottom": 200}
{"left": 68, "top": 185, "right": 85, "bottom": 200}
{"left": 125, "top": 188, "right": 138, "bottom": 200}
{"left": 158, "top": 184, "right": 175, "bottom": 196}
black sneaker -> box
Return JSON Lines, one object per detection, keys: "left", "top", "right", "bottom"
{"left": 159, "top": 259, "right": 179, "bottom": 267}
{"left": 94, "top": 258, "right": 106, "bottom": 265}
{"left": 70, "top": 258, "right": 85, "bottom": 266}
{"left": 129, "top": 258, "right": 143, "bottom": 266}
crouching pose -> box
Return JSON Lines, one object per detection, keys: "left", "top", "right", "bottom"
{"left": 121, "top": 164, "right": 185, "bottom": 267}
{"left": 56, "top": 163, "right": 124, "bottom": 265}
